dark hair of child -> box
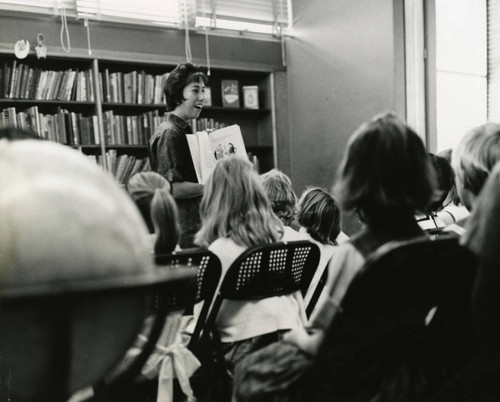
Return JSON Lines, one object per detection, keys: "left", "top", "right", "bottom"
{"left": 164, "top": 62, "right": 208, "bottom": 112}
{"left": 437, "top": 148, "right": 461, "bottom": 206}
{"left": 334, "top": 112, "right": 436, "bottom": 225}
{"left": 298, "top": 187, "right": 341, "bottom": 245}
{"left": 428, "top": 153, "right": 454, "bottom": 211}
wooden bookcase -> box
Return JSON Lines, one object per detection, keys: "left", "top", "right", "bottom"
{"left": 0, "top": 52, "right": 277, "bottom": 183}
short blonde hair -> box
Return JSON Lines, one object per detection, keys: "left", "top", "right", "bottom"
{"left": 195, "top": 156, "right": 282, "bottom": 247}
{"left": 260, "top": 169, "right": 297, "bottom": 225}
{"left": 452, "top": 123, "right": 500, "bottom": 196}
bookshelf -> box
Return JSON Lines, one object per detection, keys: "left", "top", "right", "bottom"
{"left": 0, "top": 53, "right": 277, "bottom": 181}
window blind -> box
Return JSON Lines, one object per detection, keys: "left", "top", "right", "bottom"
{"left": 196, "top": 0, "right": 291, "bottom": 34}
{"left": 76, "top": 0, "right": 179, "bottom": 26}
{"left": 488, "top": 0, "right": 500, "bottom": 120}
{"left": 0, "top": 0, "right": 76, "bottom": 15}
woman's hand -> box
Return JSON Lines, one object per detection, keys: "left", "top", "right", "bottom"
{"left": 283, "top": 327, "right": 324, "bottom": 356}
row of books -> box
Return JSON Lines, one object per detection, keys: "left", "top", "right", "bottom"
{"left": 100, "top": 69, "right": 168, "bottom": 105}
{"left": 1, "top": 61, "right": 95, "bottom": 102}
{"left": 195, "top": 118, "right": 227, "bottom": 132}
{"left": 1, "top": 106, "right": 99, "bottom": 145}
{"left": 104, "top": 149, "right": 151, "bottom": 185}
{"left": 103, "top": 109, "right": 162, "bottom": 145}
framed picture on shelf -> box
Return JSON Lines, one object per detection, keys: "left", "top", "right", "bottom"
{"left": 221, "top": 79, "right": 240, "bottom": 108}
{"left": 203, "top": 87, "right": 212, "bottom": 106}
{"left": 243, "top": 85, "right": 259, "bottom": 109}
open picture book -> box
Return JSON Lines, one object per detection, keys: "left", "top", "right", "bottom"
{"left": 186, "top": 124, "right": 247, "bottom": 183}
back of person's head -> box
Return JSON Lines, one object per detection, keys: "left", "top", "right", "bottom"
{"left": 196, "top": 156, "right": 282, "bottom": 247}
{"left": 334, "top": 112, "right": 436, "bottom": 223}
{"left": 437, "top": 148, "right": 461, "bottom": 206}
{"left": 0, "top": 126, "right": 41, "bottom": 140}
{"left": 298, "top": 187, "right": 341, "bottom": 245}
{"left": 260, "top": 168, "right": 298, "bottom": 226}
{"left": 127, "top": 171, "right": 179, "bottom": 254}
{"left": 164, "top": 62, "right": 208, "bottom": 112}
{"left": 452, "top": 122, "right": 500, "bottom": 200}
{"left": 428, "top": 153, "right": 454, "bottom": 211}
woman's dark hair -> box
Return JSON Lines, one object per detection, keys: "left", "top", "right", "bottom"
{"left": 428, "top": 153, "right": 454, "bottom": 211}
{"left": 298, "top": 187, "right": 341, "bottom": 245}
{"left": 334, "top": 112, "right": 436, "bottom": 223}
{"left": 164, "top": 63, "right": 208, "bottom": 111}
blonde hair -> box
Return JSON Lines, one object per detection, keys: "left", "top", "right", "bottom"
{"left": 260, "top": 168, "right": 298, "bottom": 225}
{"left": 127, "top": 172, "right": 179, "bottom": 253}
{"left": 452, "top": 123, "right": 500, "bottom": 196}
{"left": 195, "top": 156, "right": 282, "bottom": 247}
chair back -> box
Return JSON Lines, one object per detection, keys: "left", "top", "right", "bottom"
{"left": 155, "top": 248, "right": 222, "bottom": 347}
{"left": 219, "top": 240, "right": 320, "bottom": 300}
{"left": 298, "top": 234, "right": 477, "bottom": 402}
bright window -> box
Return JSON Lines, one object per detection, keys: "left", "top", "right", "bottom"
{"left": 435, "top": 0, "right": 487, "bottom": 152}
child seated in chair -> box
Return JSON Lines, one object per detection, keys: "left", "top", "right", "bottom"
{"left": 233, "top": 112, "right": 437, "bottom": 402}
{"left": 127, "top": 171, "right": 180, "bottom": 254}
{"left": 194, "top": 156, "right": 307, "bottom": 372}
{"left": 296, "top": 187, "right": 349, "bottom": 316}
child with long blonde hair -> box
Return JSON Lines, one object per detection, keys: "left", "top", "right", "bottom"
{"left": 195, "top": 156, "right": 307, "bottom": 371}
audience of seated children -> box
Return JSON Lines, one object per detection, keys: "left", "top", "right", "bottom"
{"left": 233, "top": 112, "right": 437, "bottom": 401}
{"left": 451, "top": 122, "right": 500, "bottom": 227}
{"left": 260, "top": 168, "right": 305, "bottom": 238}
{"left": 127, "top": 171, "right": 180, "bottom": 254}
{"left": 194, "top": 156, "right": 307, "bottom": 372}
{"left": 295, "top": 187, "right": 348, "bottom": 314}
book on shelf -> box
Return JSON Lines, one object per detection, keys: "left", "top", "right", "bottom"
{"left": 221, "top": 79, "right": 240, "bottom": 108}
{"left": 186, "top": 124, "right": 247, "bottom": 184}
{"left": 104, "top": 150, "right": 151, "bottom": 185}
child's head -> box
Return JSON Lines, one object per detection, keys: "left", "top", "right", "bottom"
{"left": 260, "top": 168, "right": 298, "bottom": 226}
{"left": 428, "top": 153, "right": 454, "bottom": 211}
{"left": 164, "top": 62, "right": 208, "bottom": 112}
{"left": 334, "top": 112, "right": 436, "bottom": 222}
{"left": 452, "top": 122, "right": 500, "bottom": 209}
{"left": 127, "top": 171, "right": 179, "bottom": 254}
{"left": 298, "top": 187, "right": 341, "bottom": 245}
{"left": 196, "top": 156, "right": 282, "bottom": 247}
{"left": 437, "top": 148, "right": 461, "bottom": 206}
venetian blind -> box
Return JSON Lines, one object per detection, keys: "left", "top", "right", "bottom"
{"left": 488, "top": 0, "right": 500, "bottom": 120}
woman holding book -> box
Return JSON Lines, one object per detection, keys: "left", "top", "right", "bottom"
{"left": 149, "top": 62, "right": 207, "bottom": 248}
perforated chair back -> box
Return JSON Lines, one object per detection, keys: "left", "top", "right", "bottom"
{"left": 219, "top": 240, "right": 320, "bottom": 300}
{"left": 203, "top": 241, "right": 319, "bottom": 343}
{"left": 155, "top": 248, "right": 222, "bottom": 347}
{"left": 297, "top": 234, "right": 477, "bottom": 402}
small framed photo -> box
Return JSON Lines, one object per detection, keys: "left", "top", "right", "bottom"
{"left": 221, "top": 79, "right": 240, "bottom": 108}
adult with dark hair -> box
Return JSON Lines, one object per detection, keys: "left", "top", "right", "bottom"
{"left": 233, "top": 112, "right": 437, "bottom": 402}
{"left": 148, "top": 62, "right": 208, "bottom": 248}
